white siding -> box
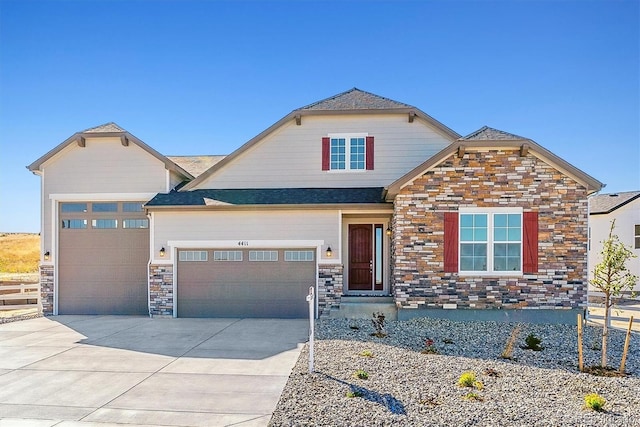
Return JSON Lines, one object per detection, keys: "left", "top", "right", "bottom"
{"left": 153, "top": 209, "right": 340, "bottom": 261}
{"left": 195, "top": 114, "right": 453, "bottom": 189}
{"left": 41, "top": 137, "right": 168, "bottom": 254}
{"left": 588, "top": 199, "right": 640, "bottom": 292}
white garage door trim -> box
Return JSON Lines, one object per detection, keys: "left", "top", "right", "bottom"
{"left": 169, "top": 240, "right": 324, "bottom": 318}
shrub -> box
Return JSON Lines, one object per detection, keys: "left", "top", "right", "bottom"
{"left": 463, "top": 391, "right": 483, "bottom": 401}
{"left": 421, "top": 338, "right": 438, "bottom": 354}
{"left": 353, "top": 369, "right": 369, "bottom": 380}
{"left": 522, "top": 333, "right": 543, "bottom": 351}
{"left": 346, "top": 390, "right": 363, "bottom": 398}
{"left": 457, "top": 371, "right": 476, "bottom": 388}
{"left": 359, "top": 349, "right": 374, "bottom": 358}
{"left": 584, "top": 393, "right": 606, "bottom": 411}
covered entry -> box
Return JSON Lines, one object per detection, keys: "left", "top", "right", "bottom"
{"left": 177, "top": 248, "right": 316, "bottom": 318}
{"left": 58, "top": 201, "right": 149, "bottom": 315}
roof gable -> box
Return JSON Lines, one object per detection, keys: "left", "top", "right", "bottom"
{"left": 590, "top": 191, "right": 640, "bottom": 214}
{"left": 299, "top": 88, "right": 414, "bottom": 111}
{"left": 28, "top": 123, "right": 194, "bottom": 181}
{"left": 385, "top": 126, "right": 604, "bottom": 199}
{"left": 181, "top": 88, "right": 460, "bottom": 191}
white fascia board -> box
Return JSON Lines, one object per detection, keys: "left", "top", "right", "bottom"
{"left": 49, "top": 193, "right": 157, "bottom": 201}
{"left": 167, "top": 239, "right": 325, "bottom": 249}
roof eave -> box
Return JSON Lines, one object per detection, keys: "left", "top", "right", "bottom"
{"left": 145, "top": 202, "right": 393, "bottom": 211}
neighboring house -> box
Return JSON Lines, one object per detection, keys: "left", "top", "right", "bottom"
{"left": 28, "top": 88, "right": 603, "bottom": 321}
{"left": 588, "top": 191, "right": 640, "bottom": 296}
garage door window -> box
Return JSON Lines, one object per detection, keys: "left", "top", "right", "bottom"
{"left": 92, "top": 219, "right": 118, "bottom": 229}
{"left": 123, "top": 202, "right": 144, "bottom": 212}
{"left": 214, "top": 251, "right": 243, "bottom": 261}
{"left": 284, "top": 250, "right": 314, "bottom": 261}
{"left": 61, "top": 203, "right": 87, "bottom": 213}
{"left": 62, "top": 219, "right": 87, "bottom": 229}
{"left": 123, "top": 219, "right": 149, "bottom": 229}
{"left": 92, "top": 203, "right": 118, "bottom": 212}
{"left": 249, "top": 250, "right": 278, "bottom": 261}
{"left": 179, "top": 251, "right": 208, "bottom": 261}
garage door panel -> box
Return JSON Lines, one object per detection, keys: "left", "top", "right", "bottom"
{"left": 177, "top": 249, "right": 315, "bottom": 318}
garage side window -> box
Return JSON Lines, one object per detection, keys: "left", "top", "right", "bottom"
{"left": 178, "top": 251, "right": 208, "bottom": 261}
{"left": 284, "top": 250, "right": 314, "bottom": 261}
{"left": 249, "top": 250, "right": 278, "bottom": 261}
{"left": 214, "top": 251, "right": 243, "bottom": 261}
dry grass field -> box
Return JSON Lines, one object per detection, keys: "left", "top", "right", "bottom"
{"left": 0, "top": 233, "right": 40, "bottom": 274}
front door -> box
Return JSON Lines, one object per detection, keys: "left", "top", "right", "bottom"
{"left": 349, "top": 224, "right": 373, "bottom": 291}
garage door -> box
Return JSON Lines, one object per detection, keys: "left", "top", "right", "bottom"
{"left": 58, "top": 201, "right": 149, "bottom": 315}
{"left": 177, "top": 248, "right": 315, "bottom": 318}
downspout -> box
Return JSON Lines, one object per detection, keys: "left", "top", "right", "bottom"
{"left": 147, "top": 210, "right": 153, "bottom": 318}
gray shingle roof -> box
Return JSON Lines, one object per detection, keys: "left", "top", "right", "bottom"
{"left": 81, "top": 122, "right": 127, "bottom": 133}
{"left": 590, "top": 191, "right": 640, "bottom": 214}
{"left": 167, "top": 156, "right": 226, "bottom": 178}
{"left": 298, "top": 88, "right": 414, "bottom": 111}
{"left": 461, "top": 126, "right": 528, "bottom": 141}
{"left": 146, "top": 187, "right": 386, "bottom": 207}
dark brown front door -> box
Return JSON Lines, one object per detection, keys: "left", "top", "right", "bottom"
{"left": 349, "top": 224, "right": 373, "bottom": 291}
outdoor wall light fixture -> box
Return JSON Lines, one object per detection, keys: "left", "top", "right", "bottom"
{"left": 326, "top": 246, "right": 332, "bottom": 258}
{"left": 159, "top": 247, "right": 165, "bottom": 257}
{"left": 386, "top": 226, "right": 392, "bottom": 236}
{"left": 44, "top": 251, "right": 50, "bottom": 261}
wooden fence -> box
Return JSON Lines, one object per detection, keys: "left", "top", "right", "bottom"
{"left": 0, "top": 282, "right": 42, "bottom": 313}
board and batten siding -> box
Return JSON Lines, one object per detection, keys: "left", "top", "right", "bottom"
{"left": 41, "top": 137, "right": 169, "bottom": 255}
{"left": 194, "top": 114, "right": 454, "bottom": 189}
{"left": 153, "top": 209, "right": 340, "bottom": 261}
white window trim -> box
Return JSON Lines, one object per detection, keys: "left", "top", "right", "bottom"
{"left": 327, "top": 132, "right": 368, "bottom": 173}
{"left": 458, "top": 207, "right": 523, "bottom": 276}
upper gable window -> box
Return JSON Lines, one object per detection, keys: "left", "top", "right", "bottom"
{"left": 322, "top": 134, "right": 374, "bottom": 171}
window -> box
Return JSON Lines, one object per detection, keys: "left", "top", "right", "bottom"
{"left": 92, "top": 219, "right": 117, "bottom": 229}
{"left": 123, "top": 202, "right": 144, "bottom": 212}
{"left": 123, "top": 219, "right": 149, "bottom": 229}
{"left": 214, "top": 250, "right": 243, "bottom": 261}
{"left": 635, "top": 225, "right": 640, "bottom": 249}
{"left": 179, "top": 251, "right": 208, "bottom": 261}
{"left": 249, "top": 250, "right": 278, "bottom": 261}
{"left": 61, "top": 219, "right": 87, "bottom": 229}
{"left": 322, "top": 134, "right": 374, "bottom": 171}
{"left": 457, "top": 210, "right": 523, "bottom": 274}
{"left": 284, "top": 250, "right": 314, "bottom": 261}
{"left": 92, "top": 203, "right": 118, "bottom": 212}
{"left": 61, "top": 203, "right": 87, "bottom": 213}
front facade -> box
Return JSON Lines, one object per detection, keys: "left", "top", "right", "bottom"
{"left": 29, "top": 89, "right": 603, "bottom": 319}
{"left": 588, "top": 191, "right": 640, "bottom": 295}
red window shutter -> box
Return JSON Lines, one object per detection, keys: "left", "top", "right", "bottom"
{"left": 321, "top": 137, "right": 330, "bottom": 171}
{"left": 523, "top": 212, "right": 539, "bottom": 274}
{"left": 444, "top": 212, "right": 459, "bottom": 273}
{"left": 366, "top": 136, "right": 374, "bottom": 170}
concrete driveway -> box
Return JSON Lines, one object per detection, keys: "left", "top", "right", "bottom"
{"left": 0, "top": 316, "right": 308, "bottom": 427}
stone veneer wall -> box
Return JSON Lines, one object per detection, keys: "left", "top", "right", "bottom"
{"left": 318, "top": 264, "right": 343, "bottom": 317}
{"left": 40, "top": 264, "right": 54, "bottom": 315}
{"left": 393, "top": 149, "right": 590, "bottom": 311}
{"left": 149, "top": 264, "right": 174, "bottom": 316}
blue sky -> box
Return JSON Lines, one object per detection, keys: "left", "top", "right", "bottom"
{"left": 1, "top": 0, "right": 638, "bottom": 232}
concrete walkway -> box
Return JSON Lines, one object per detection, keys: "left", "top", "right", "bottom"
{"left": 0, "top": 316, "right": 308, "bottom": 427}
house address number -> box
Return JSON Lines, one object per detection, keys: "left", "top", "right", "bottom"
{"left": 237, "top": 241, "right": 249, "bottom": 246}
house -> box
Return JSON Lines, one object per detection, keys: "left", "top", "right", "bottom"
{"left": 28, "top": 88, "right": 603, "bottom": 321}
{"left": 588, "top": 191, "right": 640, "bottom": 296}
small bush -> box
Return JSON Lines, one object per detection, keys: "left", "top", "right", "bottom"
{"left": 353, "top": 369, "right": 369, "bottom": 380}
{"left": 346, "top": 390, "right": 363, "bottom": 398}
{"left": 457, "top": 371, "right": 476, "bottom": 388}
{"left": 359, "top": 349, "right": 374, "bottom": 358}
{"left": 463, "top": 391, "right": 483, "bottom": 401}
{"left": 584, "top": 393, "right": 606, "bottom": 411}
{"left": 522, "top": 333, "right": 543, "bottom": 351}
{"left": 421, "top": 338, "right": 438, "bottom": 354}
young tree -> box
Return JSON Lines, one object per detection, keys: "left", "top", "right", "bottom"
{"left": 590, "top": 219, "right": 638, "bottom": 367}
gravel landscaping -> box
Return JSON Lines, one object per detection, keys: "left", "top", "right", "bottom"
{"left": 270, "top": 317, "right": 639, "bottom": 426}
